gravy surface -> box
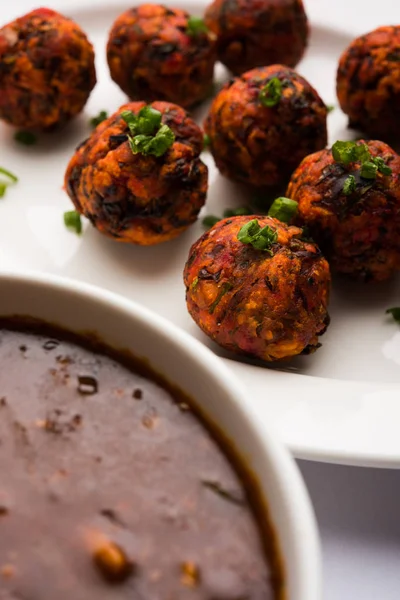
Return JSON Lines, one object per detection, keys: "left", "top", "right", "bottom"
{"left": 0, "top": 322, "right": 282, "bottom": 599}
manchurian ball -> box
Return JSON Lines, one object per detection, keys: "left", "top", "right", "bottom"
{"left": 184, "top": 216, "right": 331, "bottom": 362}
{"left": 337, "top": 26, "right": 400, "bottom": 139}
{"left": 204, "top": 65, "right": 328, "bottom": 188}
{"left": 107, "top": 4, "right": 217, "bottom": 109}
{"left": 65, "top": 101, "right": 208, "bottom": 245}
{"left": 287, "top": 140, "right": 400, "bottom": 282}
{"left": 204, "top": 0, "right": 309, "bottom": 75}
{"left": 0, "top": 8, "right": 96, "bottom": 130}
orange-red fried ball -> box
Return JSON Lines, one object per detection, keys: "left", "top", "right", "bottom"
{"left": 184, "top": 216, "right": 331, "bottom": 362}
{"left": 287, "top": 140, "right": 400, "bottom": 281}
{"left": 204, "top": 65, "right": 328, "bottom": 188}
{"left": 65, "top": 101, "right": 208, "bottom": 245}
{"left": 0, "top": 8, "right": 96, "bottom": 130}
{"left": 337, "top": 26, "right": 400, "bottom": 139}
{"left": 205, "top": 0, "right": 308, "bottom": 75}
{"left": 107, "top": 4, "right": 217, "bottom": 109}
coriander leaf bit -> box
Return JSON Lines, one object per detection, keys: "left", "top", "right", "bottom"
{"left": 259, "top": 77, "right": 283, "bottom": 108}
{"left": 332, "top": 140, "right": 392, "bottom": 179}
{"left": 331, "top": 140, "right": 393, "bottom": 196}
{"left": 237, "top": 219, "right": 278, "bottom": 254}
{"left": 121, "top": 107, "right": 175, "bottom": 157}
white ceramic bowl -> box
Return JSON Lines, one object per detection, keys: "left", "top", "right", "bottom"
{"left": 0, "top": 271, "right": 321, "bottom": 600}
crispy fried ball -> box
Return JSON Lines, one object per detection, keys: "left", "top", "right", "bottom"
{"left": 205, "top": 0, "right": 308, "bottom": 75}
{"left": 107, "top": 4, "right": 217, "bottom": 109}
{"left": 65, "top": 101, "right": 208, "bottom": 245}
{"left": 337, "top": 26, "right": 400, "bottom": 139}
{"left": 287, "top": 140, "right": 400, "bottom": 282}
{"left": 0, "top": 8, "right": 96, "bottom": 130}
{"left": 184, "top": 216, "right": 331, "bottom": 362}
{"left": 204, "top": 65, "right": 328, "bottom": 188}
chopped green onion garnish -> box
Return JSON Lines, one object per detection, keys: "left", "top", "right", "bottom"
{"left": 121, "top": 108, "right": 175, "bottom": 157}
{"left": 268, "top": 197, "right": 298, "bottom": 223}
{"left": 0, "top": 166, "right": 18, "bottom": 198}
{"left": 64, "top": 210, "right": 82, "bottom": 234}
{"left": 360, "top": 160, "right": 378, "bottom": 179}
{"left": 203, "top": 133, "right": 211, "bottom": 148}
{"left": 90, "top": 110, "right": 108, "bottom": 128}
{"left": 259, "top": 77, "right": 283, "bottom": 108}
{"left": 237, "top": 219, "right": 278, "bottom": 254}
{"left": 386, "top": 307, "right": 400, "bottom": 323}
{"left": 373, "top": 156, "right": 392, "bottom": 176}
{"left": 14, "top": 130, "right": 37, "bottom": 145}
{"left": 327, "top": 104, "right": 335, "bottom": 113}
{"left": 186, "top": 16, "right": 209, "bottom": 36}
{"left": 0, "top": 167, "right": 18, "bottom": 183}
{"left": 343, "top": 175, "right": 357, "bottom": 196}
{"left": 202, "top": 215, "right": 221, "bottom": 229}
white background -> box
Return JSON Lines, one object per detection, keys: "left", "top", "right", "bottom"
{"left": 2, "top": 0, "right": 400, "bottom": 598}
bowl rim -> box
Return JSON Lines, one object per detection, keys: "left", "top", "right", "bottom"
{"left": 0, "top": 269, "right": 322, "bottom": 600}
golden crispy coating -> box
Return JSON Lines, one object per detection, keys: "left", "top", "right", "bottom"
{"left": 65, "top": 101, "right": 208, "bottom": 245}
{"left": 184, "top": 216, "right": 330, "bottom": 362}
{"left": 337, "top": 26, "right": 400, "bottom": 139}
{"left": 0, "top": 8, "right": 96, "bottom": 130}
{"left": 205, "top": 0, "right": 308, "bottom": 75}
{"left": 287, "top": 140, "right": 400, "bottom": 281}
{"left": 204, "top": 65, "right": 327, "bottom": 188}
{"left": 107, "top": 4, "right": 217, "bottom": 109}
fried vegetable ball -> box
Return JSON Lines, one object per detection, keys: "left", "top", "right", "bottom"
{"left": 205, "top": 0, "right": 308, "bottom": 75}
{"left": 65, "top": 101, "right": 208, "bottom": 245}
{"left": 107, "top": 4, "right": 217, "bottom": 109}
{"left": 0, "top": 8, "right": 96, "bottom": 131}
{"left": 287, "top": 140, "right": 400, "bottom": 282}
{"left": 205, "top": 65, "right": 328, "bottom": 188}
{"left": 184, "top": 216, "right": 331, "bottom": 362}
{"left": 337, "top": 26, "right": 400, "bottom": 139}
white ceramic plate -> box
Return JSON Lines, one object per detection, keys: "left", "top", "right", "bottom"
{"left": 1, "top": 0, "right": 400, "bottom": 468}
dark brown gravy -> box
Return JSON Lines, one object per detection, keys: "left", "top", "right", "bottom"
{"left": 0, "top": 317, "right": 285, "bottom": 600}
